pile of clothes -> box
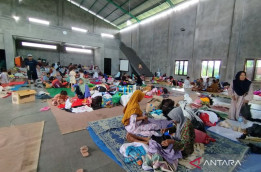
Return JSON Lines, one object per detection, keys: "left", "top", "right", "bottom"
{"left": 120, "top": 143, "right": 148, "bottom": 166}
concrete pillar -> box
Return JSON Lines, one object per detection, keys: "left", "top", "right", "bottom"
{"left": 225, "top": 0, "right": 244, "bottom": 81}
{"left": 3, "top": 32, "right": 15, "bottom": 69}
{"left": 94, "top": 46, "right": 105, "bottom": 73}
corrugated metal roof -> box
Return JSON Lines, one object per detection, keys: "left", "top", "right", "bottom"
{"left": 67, "top": 0, "right": 187, "bottom": 29}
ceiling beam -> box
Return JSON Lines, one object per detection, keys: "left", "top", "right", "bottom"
{"left": 89, "top": 0, "right": 98, "bottom": 10}
{"left": 165, "top": 0, "right": 174, "bottom": 6}
{"left": 97, "top": 2, "right": 110, "bottom": 15}
{"left": 111, "top": 0, "right": 150, "bottom": 23}
{"left": 104, "top": 0, "right": 129, "bottom": 19}
{"left": 105, "top": 0, "right": 140, "bottom": 22}
{"left": 114, "top": 0, "right": 166, "bottom": 25}
{"left": 79, "top": 0, "right": 85, "bottom": 6}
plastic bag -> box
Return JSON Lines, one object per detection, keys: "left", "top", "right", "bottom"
{"left": 112, "top": 92, "right": 121, "bottom": 104}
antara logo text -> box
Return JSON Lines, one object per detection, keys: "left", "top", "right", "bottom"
{"left": 190, "top": 157, "right": 242, "bottom": 169}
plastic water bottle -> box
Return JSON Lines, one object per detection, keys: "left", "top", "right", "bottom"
{"left": 123, "top": 86, "right": 127, "bottom": 95}
{"left": 238, "top": 116, "right": 243, "bottom": 130}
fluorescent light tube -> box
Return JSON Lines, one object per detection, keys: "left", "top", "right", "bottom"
{"left": 88, "top": 10, "right": 96, "bottom": 15}
{"left": 104, "top": 19, "right": 110, "bottom": 23}
{"left": 71, "top": 27, "right": 87, "bottom": 33}
{"left": 80, "top": 6, "right": 88, "bottom": 11}
{"left": 70, "top": 0, "right": 80, "bottom": 6}
{"left": 110, "top": 23, "right": 117, "bottom": 27}
{"left": 96, "top": 15, "right": 104, "bottom": 20}
{"left": 101, "top": 33, "right": 114, "bottom": 38}
{"left": 12, "top": 15, "right": 20, "bottom": 21}
{"left": 66, "top": 47, "right": 92, "bottom": 54}
{"left": 28, "top": 17, "right": 50, "bottom": 25}
{"left": 22, "top": 42, "right": 57, "bottom": 49}
{"left": 126, "top": 20, "right": 132, "bottom": 26}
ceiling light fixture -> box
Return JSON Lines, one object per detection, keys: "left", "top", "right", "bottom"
{"left": 65, "top": 47, "right": 92, "bottom": 54}
{"left": 104, "top": 19, "right": 110, "bottom": 23}
{"left": 80, "top": 6, "right": 88, "bottom": 11}
{"left": 22, "top": 42, "right": 57, "bottom": 49}
{"left": 96, "top": 15, "right": 104, "bottom": 20}
{"left": 12, "top": 15, "right": 20, "bottom": 21}
{"left": 28, "top": 17, "right": 50, "bottom": 25}
{"left": 88, "top": 10, "right": 96, "bottom": 15}
{"left": 71, "top": 27, "right": 87, "bottom": 33}
{"left": 101, "top": 33, "right": 114, "bottom": 38}
{"left": 70, "top": 0, "right": 80, "bottom": 6}
{"left": 126, "top": 20, "right": 132, "bottom": 26}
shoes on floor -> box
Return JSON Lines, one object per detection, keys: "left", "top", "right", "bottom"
{"left": 80, "top": 145, "right": 89, "bottom": 157}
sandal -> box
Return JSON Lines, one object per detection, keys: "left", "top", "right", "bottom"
{"left": 80, "top": 145, "right": 88, "bottom": 152}
{"left": 80, "top": 146, "right": 89, "bottom": 157}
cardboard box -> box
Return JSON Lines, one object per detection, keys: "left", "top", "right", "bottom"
{"left": 12, "top": 90, "right": 36, "bottom": 104}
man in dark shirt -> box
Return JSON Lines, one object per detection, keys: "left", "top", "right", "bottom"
{"left": 25, "top": 54, "right": 38, "bottom": 86}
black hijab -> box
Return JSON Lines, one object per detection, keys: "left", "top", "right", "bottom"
{"left": 233, "top": 71, "right": 251, "bottom": 96}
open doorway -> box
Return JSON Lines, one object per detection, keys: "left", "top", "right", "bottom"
{"left": 0, "top": 49, "right": 6, "bottom": 70}
{"left": 104, "top": 58, "right": 111, "bottom": 75}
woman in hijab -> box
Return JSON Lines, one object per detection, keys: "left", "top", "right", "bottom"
{"left": 228, "top": 71, "right": 253, "bottom": 120}
{"left": 122, "top": 90, "right": 166, "bottom": 137}
{"left": 161, "top": 107, "right": 195, "bottom": 158}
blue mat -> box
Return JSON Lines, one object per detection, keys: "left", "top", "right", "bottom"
{"left": 88, "top": 116, "right": 250, "bottom": 172}
{"left": 87, "top": 127, "right": 122, "bottom": 167}
{"left": 10, "top": 83, "right": 29, "bottom": 91}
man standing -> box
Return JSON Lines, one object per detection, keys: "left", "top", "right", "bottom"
{"left": 25, "top": 54, "right": 38, "bottom": 86}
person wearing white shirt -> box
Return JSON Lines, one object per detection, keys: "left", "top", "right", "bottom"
{"left": 204, "top": 78, "right": 212, "bottom": 90}
{"left": 184, "top": 76, "right": 191, "bottom": 89}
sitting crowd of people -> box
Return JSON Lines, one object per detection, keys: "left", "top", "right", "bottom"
{"left": 152, "top": 72, "right": 228, "bottom": 93}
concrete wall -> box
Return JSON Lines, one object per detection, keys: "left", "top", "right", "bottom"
{"left": 0, "top": 34, "right": 4, "bottom": 49}
{"left": 120, "top": 0, "right": 261, "bottom": 85}
{"left": 16, "top": 46, "right": 94, "bottom": 67}
{"left": 0, "top": 0, "right": 123, "bottom": 75}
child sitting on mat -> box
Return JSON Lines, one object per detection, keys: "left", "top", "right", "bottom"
{"left": 52, "top": 90, "right": 69, "bottom": 106}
